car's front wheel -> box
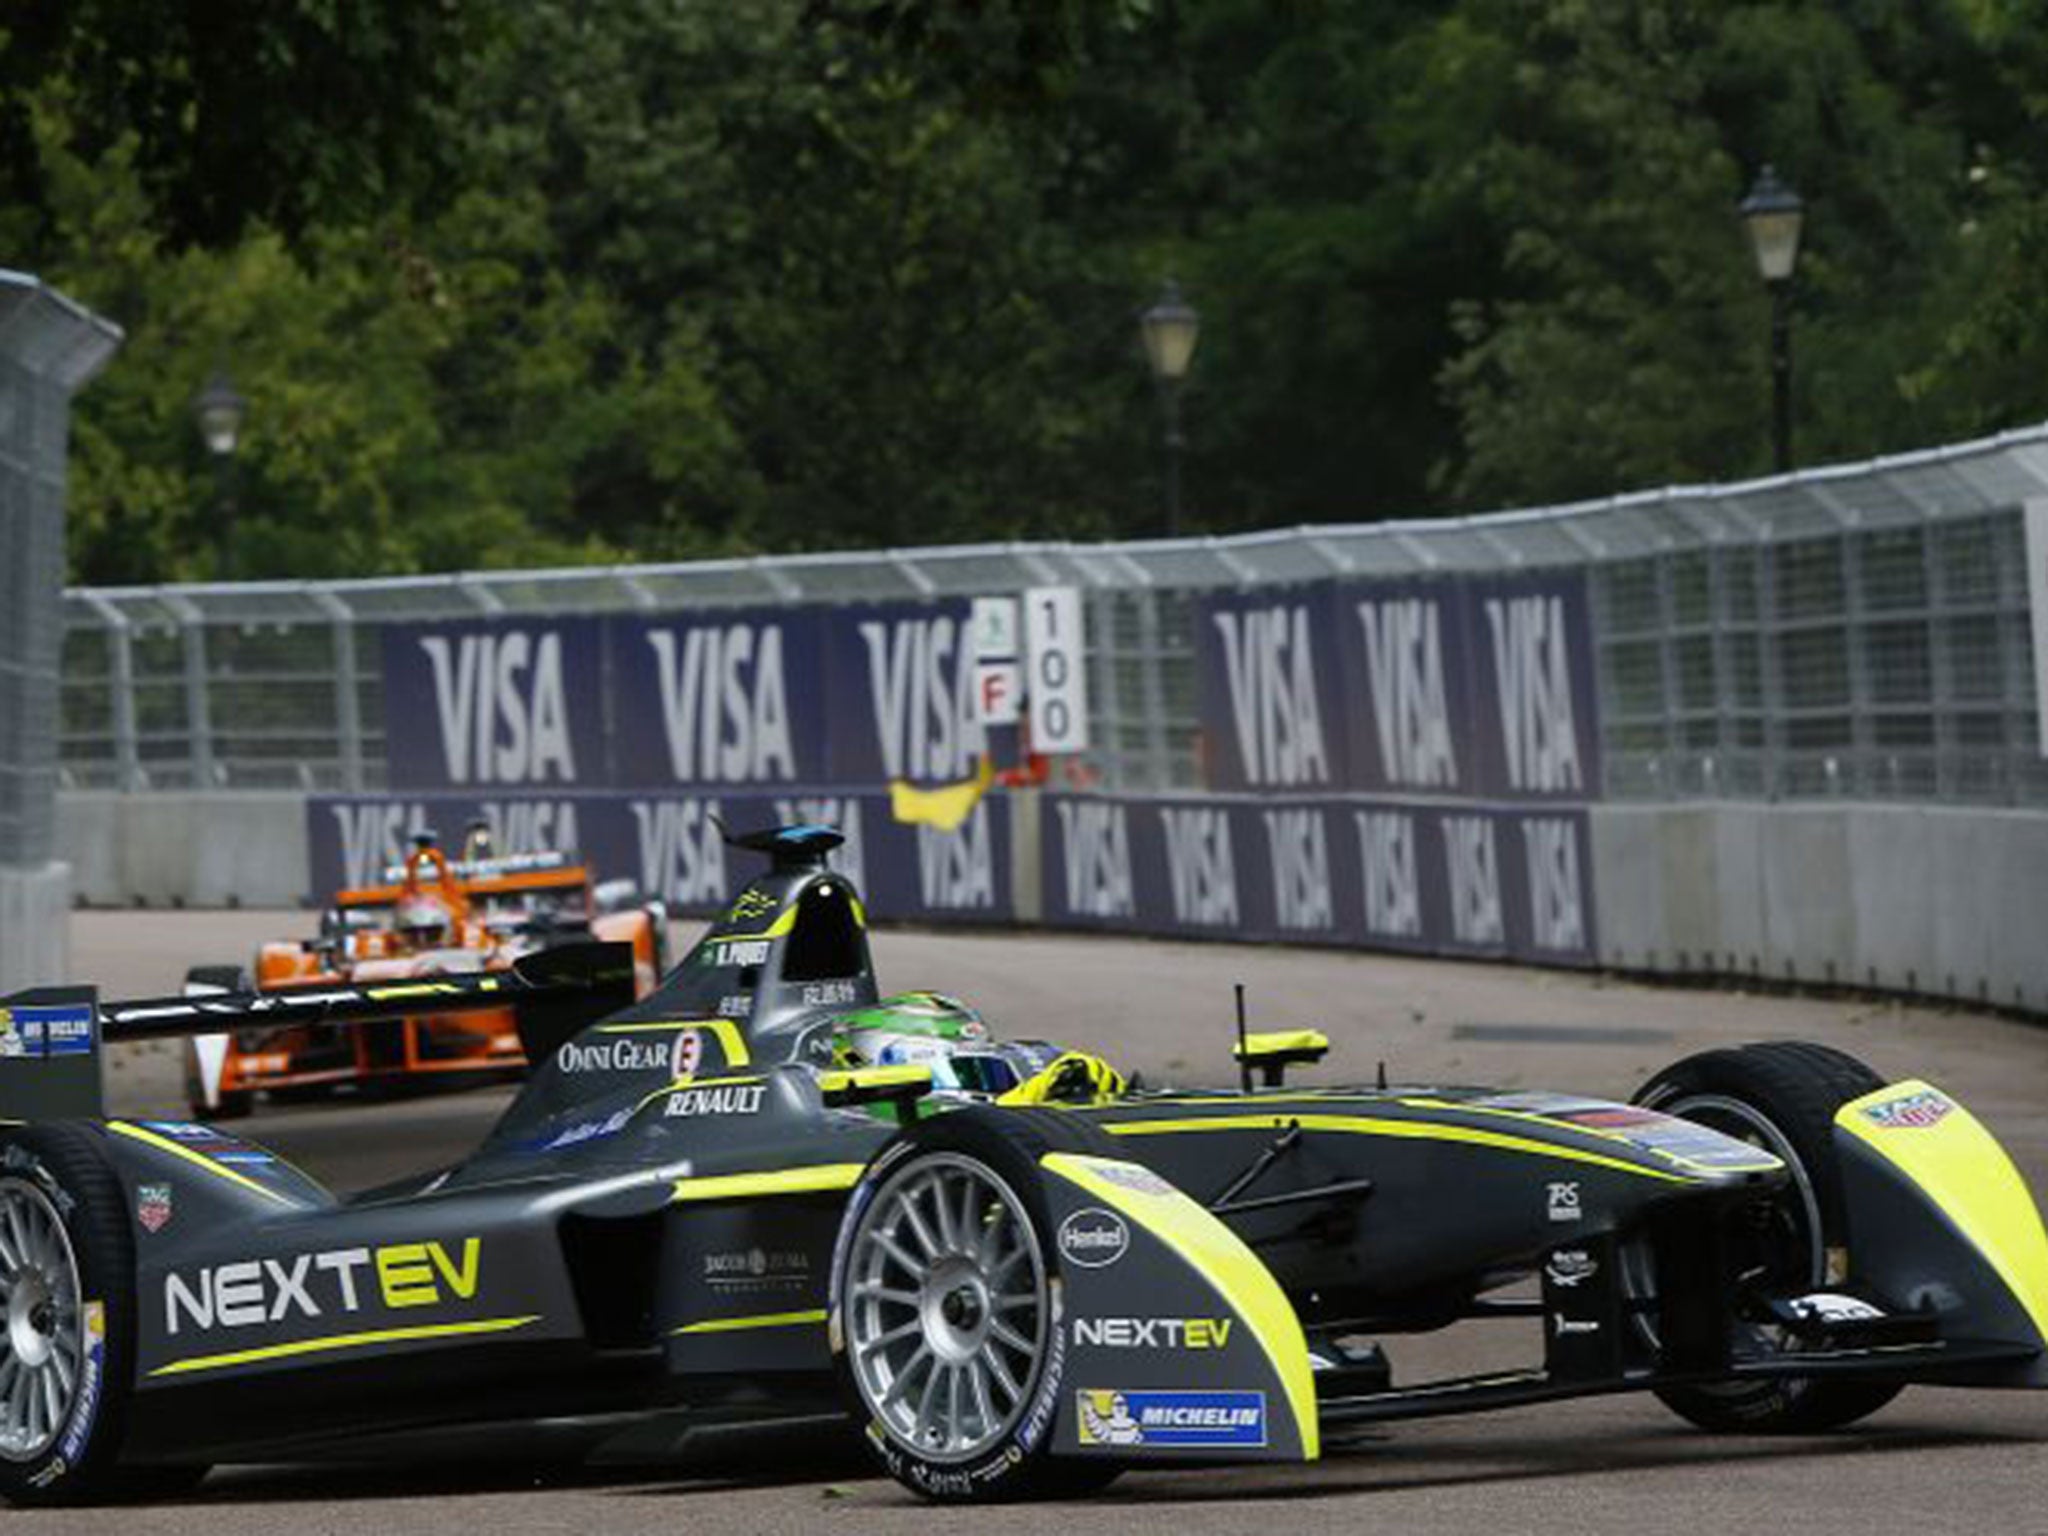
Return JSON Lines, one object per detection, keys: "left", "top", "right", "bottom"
{"left": 1633, "top": 1041, "right": 1904, "bottom": 1433}
{"left": 830, "top": 1107, "right": 1123, "bottom": 1502}
{"left": 0, "top": 1123, "right": 209, "bottom": 1505}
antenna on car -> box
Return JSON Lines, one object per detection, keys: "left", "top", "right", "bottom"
{"left": 1377, "top": 1059, "right": 1388, "bottom": 1091}
{"left": 1235, "top": 983, "right": 1252, "bottom": 1093}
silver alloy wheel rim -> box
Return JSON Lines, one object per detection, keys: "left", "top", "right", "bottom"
{"left": 0, "top": 1177, "right": 85, "bottom": 1463}
{"left": 844, "top": 1152, "right": 1047, "bottom": 1464}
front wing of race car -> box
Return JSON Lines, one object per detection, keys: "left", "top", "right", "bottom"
{"left": 1039, "top": 1153, "right": 1318, "bottom": 1463}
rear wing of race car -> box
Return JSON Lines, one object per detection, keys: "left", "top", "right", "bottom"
{"left": 0, "top": 941, "right": 637, "bottom": 1123}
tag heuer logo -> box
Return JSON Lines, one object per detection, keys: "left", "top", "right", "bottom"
{"left": 1862, "top": 1090, "right": 1952, "bottom": 1129}
{"left": 137, "top": 1183, "right": 173, "bottom": 1234}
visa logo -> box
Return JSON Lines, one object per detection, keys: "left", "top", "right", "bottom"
{"left": 859, "top": 616, "right": 984, "bottom": 781}
{"left": 1213, "top": 605, "right": 1330, "bottom": 788}
{"left": 420, "top": 631, "right": 578, "bottom": 784}
{"left": 1058, "top": 801, "right": 1133, "bottom": 920}
{"left": 646, "top": 624, "right": 796, "bottom": 783}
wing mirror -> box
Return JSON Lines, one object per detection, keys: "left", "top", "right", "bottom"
{"left": 1234, "top": 1028, "right": 1331, "bottom": 1088}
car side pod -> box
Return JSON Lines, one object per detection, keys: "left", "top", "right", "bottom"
{"left": 1832, "top": 1079, "right": 2048, "bottom": 1386}
{"left": 1038, "top": 1153, "right": 1319, "bottom": 1464}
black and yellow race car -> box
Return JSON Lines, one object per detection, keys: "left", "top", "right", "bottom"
{"left": 0, "top": 826, "right": 2043, "bottom": 1504}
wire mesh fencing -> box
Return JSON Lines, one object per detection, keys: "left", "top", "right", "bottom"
{"left": 58, "top": 424, "right": 2048, "bottom": 806}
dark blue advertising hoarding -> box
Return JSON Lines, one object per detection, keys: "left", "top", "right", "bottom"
{"left": 821, "top": 599, "right": 986, "bottom": 786}
{"left": 1196, "top": 571, "right": 1602, "bottom": 802}
{"left": 379, "top": 616, "right": 609, "bottom": 791}
{"left": 305, "top": 789, "right": 1011, "bottom": 927}
{"left": 605, "top": 608, "right": 831, "bottom": 788}
{"left": 379, "top": 600, "right": 994, "bottom": 793}
{"left": 1041, "top": 793, "right": 1596, "bottom": 966}
{"left": 1193, "top": 582, "right": 1351, "bottom": 793}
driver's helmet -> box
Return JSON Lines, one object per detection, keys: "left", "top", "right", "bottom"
{"left": 394, "top": 895, "right": 453, "bottom": 950}
{"left": 831, "top": 992, "right": 1029, "bottom": 1099}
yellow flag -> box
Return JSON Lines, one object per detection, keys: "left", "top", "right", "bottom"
{"left": 888, "top": 755, "right": 996, "bottom": 832}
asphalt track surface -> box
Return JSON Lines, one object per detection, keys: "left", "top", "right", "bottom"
{"left": 19, "top": 910, "right": 2048, "bottom": 1534}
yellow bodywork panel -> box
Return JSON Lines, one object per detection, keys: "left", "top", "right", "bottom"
{"left": 1837, "top": 1079, "right": 2048, "bottom": 1341}
{"left": 1233, "top": 1030, "right": 1331, "bottom": 1062}
{"left": 1042, "top": 1152, "right": 1319, "bottom": 1462}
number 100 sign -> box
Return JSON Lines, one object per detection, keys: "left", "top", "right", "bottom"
{"left": 1023, "top": 586, "right": 1090, "bottom": 753}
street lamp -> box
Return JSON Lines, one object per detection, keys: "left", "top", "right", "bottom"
{"left": 191, "top": 368, "right": 247, "bottom": 572}
{"left": 1140, "top": 279, "right": 1200, "bottom": 537}
{"left": 1739, "top": 165, "right": 1804, "bottom": 474}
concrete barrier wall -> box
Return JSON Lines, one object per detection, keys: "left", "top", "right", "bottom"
{"left": 52, "top": 790, "right": 2048, "bottom": 1012}
{"left": 1588, "top": 801, "right": 2048, "bottom": 1012}
{"left": 0, "top": 861, "right": 71, "bottom": 991}
{"left": 59, "top": 792, "right": 310, "bottom": 908}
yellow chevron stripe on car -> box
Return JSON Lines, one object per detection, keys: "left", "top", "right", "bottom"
{"left": 107, "top": 1121, "right": 296, "bottom": 1204}
{"left": 1100, "top": 1113, "right": 1694, "bottom": 1183}
{"left": 150, "top": 1315, "right": 541, "bottom": 1377}
{"left": 671, "top": 1163, "right": 867, "bottom": 1203}
{"left": 672, "top": 1308, "right": 828, "bottom": 1336}
{"left": 1837, "top": 1080, "right": 2048, "bottom": 1340}
{"left": 1042, "top": 1152, "right": 1319, "bottom": 1462}
{"left": 595, "top": 1017, "right": 751, "bottom": 1066}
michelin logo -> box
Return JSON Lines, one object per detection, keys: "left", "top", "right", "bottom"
{"left": 0, "top": 1005, "right": 94, "bottom": 1059}
{"left": 1075, "top": 1389, "right": 1266, "bottom": 1448}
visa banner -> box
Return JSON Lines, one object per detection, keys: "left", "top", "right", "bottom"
{"left": 303, "top": 790, "right": 1010, "bottom": 926}
{"left": 378, "top": 617, "right": 609, "bottom": 791}
{"left": 1041, "top": 792, "right": 1596, "bottom": 966}
{"left": 1196, "top": 572, "right": 1601, "bottom": 802}
{"left": 379, "top": 600, "right": 994, "bottom": 793}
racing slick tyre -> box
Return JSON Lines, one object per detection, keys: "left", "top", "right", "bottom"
{"left": 0, "top": 1123, "right": 208, "bottom": 1505}
{"left": 831, "top": 1107, "right": 1126, "bottom": 1502}
{"left": 1633, "top": 1041, "right": 1903, "bottom": 1433}
{"left": 181, "top": 966, "right": 254, "bottom": 1121}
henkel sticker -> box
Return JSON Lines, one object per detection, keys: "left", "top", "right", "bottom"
{"left": 1057, "top": 1208, "right": 1128, "bottom": 1269}
{"left": 671, "top": 1029, "right": 704, "bottom": 1078}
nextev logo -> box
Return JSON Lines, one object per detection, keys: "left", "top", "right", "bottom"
{"left": 420, "top": 631, "right": 578, "bottom": 784}
{"left": 1073, "top": 1317, "right": 1235, "bottom": 1350}
{"left": 164, "top": 1239, "right": 483, "bottom": 1333}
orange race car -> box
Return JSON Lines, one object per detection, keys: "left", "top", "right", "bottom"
{"left": 181, "top": 831, "right": 668, "bottom": 1118}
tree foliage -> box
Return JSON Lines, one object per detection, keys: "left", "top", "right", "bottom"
{"left": 12, "top": 0, "right": 2048, "bottom": 581}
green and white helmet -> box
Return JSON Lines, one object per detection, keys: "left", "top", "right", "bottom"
{"left": 831, "top": 992, "right": 1064, "bottom": 1100}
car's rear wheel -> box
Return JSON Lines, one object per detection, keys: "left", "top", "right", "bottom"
{"left": 0, "top": 1124, "right": 209, "bottom": 1504}
{"left": 832, "top": 1107, "right": 1124, "bottom": 1501}
{"left": 1633, "top": 1041, "right": 1904, "bottom": 1432}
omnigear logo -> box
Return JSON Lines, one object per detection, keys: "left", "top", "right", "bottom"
{"left": 163, "top": 1239, "right": 482, "bottom": 1334}
{"left": 556, "top": 1031, "right": 698, "bottom": 1076}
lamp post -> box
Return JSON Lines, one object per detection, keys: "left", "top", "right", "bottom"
{"left": 191, "top": 368, "right": 247, "bottom": 574}
{"left": 1739, "top": 165, "right": 1804, "bottom": 474}
{"left": 1140, "top": 279, "right": 1200, "bottom": 537}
